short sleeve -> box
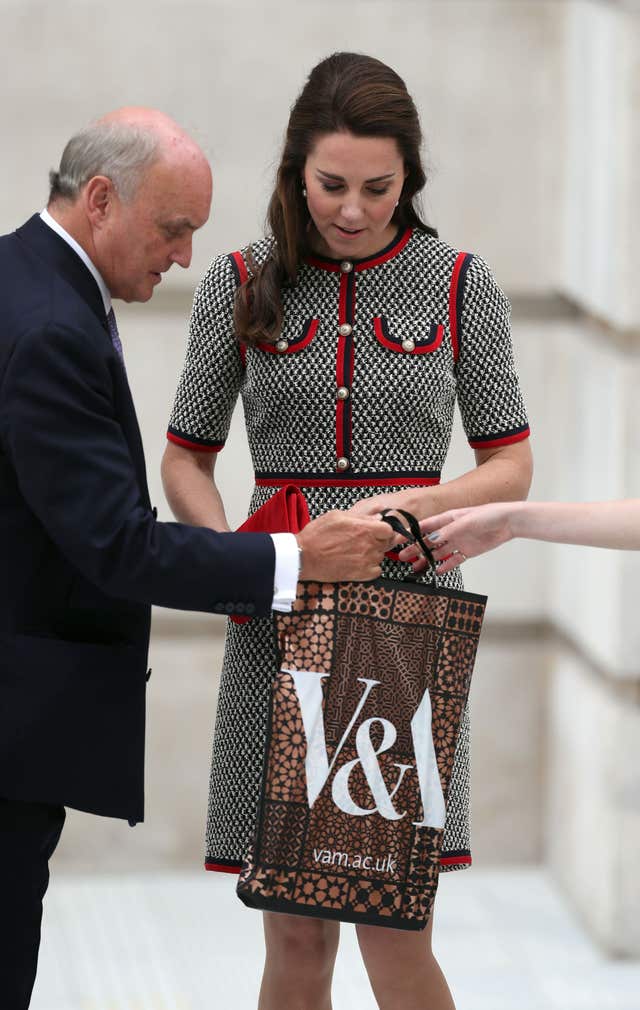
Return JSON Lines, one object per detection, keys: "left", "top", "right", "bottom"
{"left": 167, "top": 253, "right": 244, "bottom": 452}
{"left": 455, "top": 255, "right": 530, "bottom": 449}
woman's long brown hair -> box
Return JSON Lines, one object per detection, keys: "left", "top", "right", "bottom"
{"left": 234, "top": 52, "right": 436, "bottom": 345}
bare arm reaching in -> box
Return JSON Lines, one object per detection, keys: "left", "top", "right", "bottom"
{"left": 402, "top": 499, "right": 640, "bottom": 575}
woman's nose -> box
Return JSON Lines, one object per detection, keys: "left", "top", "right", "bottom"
{"left": 340, "top": 200, "right": 363, "bottom": 222}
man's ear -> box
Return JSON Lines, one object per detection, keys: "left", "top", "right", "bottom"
{"left": 83, "top": 175, "right": 116, "bottom": 228}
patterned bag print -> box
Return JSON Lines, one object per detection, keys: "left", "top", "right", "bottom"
{"left": 237, "top": 576, "right": 487, "bottom": 930}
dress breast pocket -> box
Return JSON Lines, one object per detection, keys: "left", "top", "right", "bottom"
{"left": 373, "top": 315, "right": 444, "bottom": 355}
{"left": 256, "top": 318, "right": 319, "bottom": 355}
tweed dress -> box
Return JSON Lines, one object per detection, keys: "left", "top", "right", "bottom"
{"left": 167, "top": 227, "right": 530, "bottom": 875}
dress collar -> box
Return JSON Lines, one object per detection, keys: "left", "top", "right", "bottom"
{"left": 305, "top": 227, "right": 412, "bottom": 273}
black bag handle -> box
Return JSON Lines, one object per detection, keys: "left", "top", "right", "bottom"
{"left": 379, "top": 508, "right": 437, "bottom": 575}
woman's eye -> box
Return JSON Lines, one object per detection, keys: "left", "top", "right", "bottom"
{"left": 320, "top": 183, "right": 390, "bottom": 196}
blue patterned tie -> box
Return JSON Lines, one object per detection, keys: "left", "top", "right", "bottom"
{"left": 106, "top": 308, "right": 125, "bottom": 365}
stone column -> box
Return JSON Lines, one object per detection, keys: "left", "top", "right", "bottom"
{"left": 545, "top": 0, "right": 640, "bottom": 957}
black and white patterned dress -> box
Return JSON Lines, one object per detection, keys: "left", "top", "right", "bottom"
{"left": 167, "top": 227, "right": 530, "bottom": 875}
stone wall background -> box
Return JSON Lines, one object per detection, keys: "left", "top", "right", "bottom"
{"left": 2, "top": 0, "right": 639, "bottom": 957}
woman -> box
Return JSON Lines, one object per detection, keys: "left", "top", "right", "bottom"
{"left": 404, "top": 499, "right": 640, "bottom": 572}
{"left": 162, "top": 52, "right": 532, "bottom": 1010}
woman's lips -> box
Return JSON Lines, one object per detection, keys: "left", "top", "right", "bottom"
{"left": 334, "top": 225, "right": 364, "bottom": 239}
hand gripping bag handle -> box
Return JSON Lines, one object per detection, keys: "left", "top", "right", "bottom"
{"left": 379, "top": 507, "right": 437, "bottom": 576}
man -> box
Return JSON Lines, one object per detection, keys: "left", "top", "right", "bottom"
{"left": 0, "top": 108, "right": 394, "bottom": 1008}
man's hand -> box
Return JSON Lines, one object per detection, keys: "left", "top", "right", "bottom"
{"left": 296, "top": 511, "right": 397, "bottom": 582}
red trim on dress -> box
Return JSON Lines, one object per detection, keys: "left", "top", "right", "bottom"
{"left": 166, "top": 432, "right": 223, "bottom": 453}
{"left": 229, "top": 252, "right": 249, "bottom": 369}
{"left": 206, "top": 854, "right": 470, "bottom": 873}
{"left": 336, "top": 336, "right": 347, "bottom": 463}
{"left": 355, "top": 227, "right": 412, "bottom": 270}
{"left": 373, "top": 317, "right": 445, "bottom": 354}
{"left": 335, "top": 273, "right": 354, "bottom": 468}
{"left": 440, "top": 854, "right": 472, "bottom": 867}
{"left": 338, "top": 272, "right": 348, "bottom": 321}
{"left": 448, "top": 252, "right": 467, "bottom": 363}
{"left": 256, "top": 319, "right": 319, "bottom": 355}
{"left": 254, "top": 476, "right": 441, "bottom": 488}
{"left": 306, "top": 228, "right": 412, "bottom": 272}
{"left": 306, "top": 256, "right": 342, "bottom": 273}
{"left": 346, "top": 285, "right": 355, "bottom": 454}
{"left": 206, "top": 855, "right": 471, "bottom": 872}
{"left": 469, "top": 427, "right": 531, "bottom": 450}
{"left": 230, "top": 250, "right": 249, "bottom": 285}
{"left": 207, "top": 854, "right": 470, "bottom": 872}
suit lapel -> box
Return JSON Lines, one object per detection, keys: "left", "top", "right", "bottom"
{"left": 16, "top": 215, "right": 151, "bottom": 507}
{"left": 16, "top": 214, "right": 107, "bottom": 324}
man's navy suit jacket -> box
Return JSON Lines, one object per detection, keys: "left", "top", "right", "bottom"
{"left": 0, "top": 215, "right": 275, "bottom": 823}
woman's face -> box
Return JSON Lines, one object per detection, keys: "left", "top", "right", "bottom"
{"left": 303, "top": 131, "right": 406, "bottom": 260}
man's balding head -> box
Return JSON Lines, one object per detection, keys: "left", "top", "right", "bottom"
{"left": 48, "top": 107, "right": 213, "bottom": 303}
{"left": 49, "top": 107, "right": 209, "bottom": 206}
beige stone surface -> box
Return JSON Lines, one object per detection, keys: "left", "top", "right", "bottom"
{"left": 546, "top": 646, "right": 640, "bottom": 956}
{"left": 562, "top": 0, "right": 640, "bottom": 331}
{"left": 469, "top": 634, "right": 548, "bottom": 866}
{"left": 542, "top": 323, "right": 640, "bottom": 678}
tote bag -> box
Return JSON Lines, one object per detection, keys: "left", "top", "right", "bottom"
{"left": 237, "top": 511, "right": 487, "bottom": 930}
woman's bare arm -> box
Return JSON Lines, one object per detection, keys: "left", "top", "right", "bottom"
{"left": 348, "top": 440, "right": 533, "bottom": 521}
{"left": 161, "top": 441, "right": 231, "bottom": 530}
{"left": 407, "top": 498, "right": 640, "bottom": 574}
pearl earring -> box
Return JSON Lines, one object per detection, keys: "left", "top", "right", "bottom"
{"left": 302, "top": 186, "right": 307, "bottom": 198}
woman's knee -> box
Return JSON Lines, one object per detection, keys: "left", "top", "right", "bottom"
{"left": 264, "top": 913, "right": 339, "bottom": 974}
{"left": 356, "top": 916, "right": 433, "bottom": 968}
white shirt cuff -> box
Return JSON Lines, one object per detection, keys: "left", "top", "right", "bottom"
{"left": 270, "top": 533, "right": 300, "bottom": 612}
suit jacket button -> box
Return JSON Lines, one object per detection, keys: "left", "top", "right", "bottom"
{"left": 146, "top": 668, "right": 152, "bottom": 682}
{"left": 225, "top": 602, "right": 235, "bottom": 614}
{"left": 245, "top": 603, "right": 256, "bottom": 615}
{"left": 236, "top": 602, "right": 245, "bottom": 614}
{"left": 213, "top": 602, "right": 224, "bottom": 614}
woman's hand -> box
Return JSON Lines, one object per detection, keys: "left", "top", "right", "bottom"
{"left": 347, "top": 489, "right": 431, "bottom": 519}
{"left": 348, "top": 492, "right": 409, "bottom": 518}
{"left": 399, "top": 502, "right": 519, "bottom": 574}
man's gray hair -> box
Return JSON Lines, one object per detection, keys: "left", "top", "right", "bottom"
{"left": 48, "top": 121, "right": 162, "bottom": 204}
